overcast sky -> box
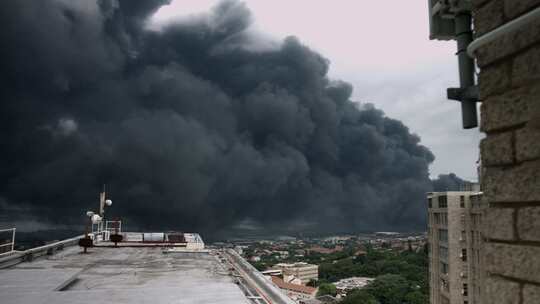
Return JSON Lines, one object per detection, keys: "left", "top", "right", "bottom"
{"left": 151, "top": 0, "right": 483, "bottom": 181}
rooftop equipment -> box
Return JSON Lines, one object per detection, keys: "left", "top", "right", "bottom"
{"left": 0, "top": 228, "right": 16, "bottom": 256}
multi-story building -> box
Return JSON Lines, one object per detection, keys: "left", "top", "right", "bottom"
{"left": 427, "top": 191, "right": 486, "bottom": 304}
{"left": 273, "top": 262, "right": 319, "bottom": 284}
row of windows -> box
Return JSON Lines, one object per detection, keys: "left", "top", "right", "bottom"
{"left": 428, "top": 194, "right": 483, "bottom": 209}
{"left": 433, "top": 213, "right": 448, "bottom": 225}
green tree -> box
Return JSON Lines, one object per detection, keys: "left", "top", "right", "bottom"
{"left": 366, "top": 274, "right": 410, "bottom": 304}
{"left": 404, "top": 290, "right": 428, "bottom": 304}
{"left": 341, "top": 289, "right": 377, "bottom": 304}
{"left": 316, "top": 283, "right": 337, "bottom": 297}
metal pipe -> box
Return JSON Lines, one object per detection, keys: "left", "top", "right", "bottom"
{"left": 455, "top": 13, "right": 478, "bottom": 129}
{"left": 468, "top": 6, "right": 540, "bottom": 58}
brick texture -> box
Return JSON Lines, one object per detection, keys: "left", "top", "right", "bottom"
{"left": 481, "top": 86, "right": 540, "bottom": 133}
{"left": 478, "top": 62, "right": 511, "bottom": 99}
{"left": 473, "top": 0, "right": 505, "bottom": 36}
{"left": 523, "top": 284, "right": 540, "bottom": 304}
{"left": 517, "top": 207, "right": 540, "bottom": 241}
{"left": 504, "top": 0, "right": 540, "bottom": 19}
{"left": 477, "top": 0, "right": 540, "bottom": 300}
{"left": 513, "top": 45, "right": 540, "bottom": 86}
{"left": 482, "top": 160, "right": 540, "bottom": 202}
{"left": 485, "top": 242, "right": 540, "bottom": 283}
{"left": 480, "top": 132, "right": 514, "bottom": 165}
{"left": 484, "top": 207, "right": 514, "bottom": 240}
{"left": 483, "top": 275, "right": 520, "bottom": 304}
{"left": 480, "top": 86, "right": 534, "bottom": 133}
{"left": 516, "top": 126, "right": 540, "bottom": 162}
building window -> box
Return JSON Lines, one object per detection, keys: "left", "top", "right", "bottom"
{"left": 461, "top": 249, "right": 467, "bottom": 262}
{"left": 428, "top": 198, "right": 432, "bottom": 208}
{"left": 440, "top": 261, "right": 448, "bottom": 274}
{"left": 439, "top": 246, "right": 448, "bottom": 261}
{"left": 461, "top": 230, "right": 466, "bottom": 241}
{"left": 439, "top": 229, "right": 448, "bottom": 243}
{"left": 460, "top": 196, "right": 465, "bottom": 207}
{"left": 463, "top": 283, "right": 468, "bottom": 296}
{"left": 438, "top": 195, "right": 448, "bottom": 208}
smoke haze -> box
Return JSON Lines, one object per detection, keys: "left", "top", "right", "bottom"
{"left": 432, "top": 173, "right": 473, "bottom": 192}
{"left": 1, "top": 0, "right": 438, "bottom": 236}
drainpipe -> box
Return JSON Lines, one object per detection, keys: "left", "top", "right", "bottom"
{"left": 448, "top": 13, "right": 478, "bottom": 129}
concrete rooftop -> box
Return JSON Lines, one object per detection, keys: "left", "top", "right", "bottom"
{"left": 0, "top": 245, "right": 251, "bottom": 304}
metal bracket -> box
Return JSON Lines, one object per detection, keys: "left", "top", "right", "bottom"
{"left": 447, "top": 85, "right": 479, "bottom": 102}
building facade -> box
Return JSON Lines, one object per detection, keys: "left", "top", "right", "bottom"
{"left": 428, "top": 191, "right": 486, "bottom": 304}
{"left": 273, "top": 262, "right": 319, "bottom": 284}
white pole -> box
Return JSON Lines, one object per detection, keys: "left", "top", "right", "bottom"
{"left": 11, "top": 228, "right": 16, "bottom": 252}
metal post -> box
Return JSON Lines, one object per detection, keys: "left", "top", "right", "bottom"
{"left": 11, "top": 228, "right": 15, "bottom": 252}
{"left": 455, "top": 13, "right": 478, "bottom": 129}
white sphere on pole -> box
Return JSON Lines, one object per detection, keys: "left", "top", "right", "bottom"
{"left": 105, "top": 199, "right": 112, "bottom": 206}
{"left": 91, "top": 214, "right": 102, "bottom": 224}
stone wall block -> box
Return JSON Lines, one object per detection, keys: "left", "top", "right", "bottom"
{"left": 516, "top": 126, "right": 540, "bottom": 162}
{"left": 484, "top": 208, "right": 514, "bottom": 240}
{"left": 483, "top": 275, "right": 521, "bottom": 304}
{"left": 523, "top": 284, "right": 540, "bottom": 304}
{"left": 504, "top": 0, "right": 540, "bottom": 19}
{"left": 517, "top": 207, "right": 540, "bottom": 241}
{"left": 474, "top": 0, "right": 505, "bottom": 36}
{"left": 485, "top": 242, "right": 540, "bottom": 283}
{"left": 480, "top": 132, "right": 514, "bottom": 165}
{"left": 483, "top": 160, "right": 540, "bottom": 202}
{"left": 479, "top": 62, "right": 511, "bottom": 99}
{"left": 513, "top": 45, "right": 540, "bottom": 86}
{"left": 480, "top": 87, "right": 532, "bottom": 132}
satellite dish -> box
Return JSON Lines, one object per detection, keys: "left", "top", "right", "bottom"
{"left": 105, "top": 199, "right": 112, "bottom": 206}
{"left": 86, "top": 211, "right": 95, "bottom": 217}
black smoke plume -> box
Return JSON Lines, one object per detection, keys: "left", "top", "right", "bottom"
{"left": 0, "top": 0, "right": 435, "bottom": 236}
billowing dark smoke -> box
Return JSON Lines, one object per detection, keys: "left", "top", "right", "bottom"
{"left": 432, "top": 173, "right": 473, "bottom": 192}
{"left": 0, "top": 0, "right": 435, "bottom": 236}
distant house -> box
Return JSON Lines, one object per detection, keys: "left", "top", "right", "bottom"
{"left": 272, "top": 262, "right": 319, "bottom": 284}
{"left": 270, "top": 276, "right": 317, "bottom": 302}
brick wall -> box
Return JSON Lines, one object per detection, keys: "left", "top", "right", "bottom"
{"left": 472, "top": 0, "right": 540, "bottom": 303}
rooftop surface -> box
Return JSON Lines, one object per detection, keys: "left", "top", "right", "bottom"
{"left": 0, "top": 245, "right": 251, "bottom": 304}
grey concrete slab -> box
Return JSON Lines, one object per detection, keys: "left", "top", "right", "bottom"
{"left": 0, "top": 246, "right": 251, "bottom": 304}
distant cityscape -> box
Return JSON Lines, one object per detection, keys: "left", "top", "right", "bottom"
{"left": 220, "top": 232, "right": 428, "bottom": 303}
